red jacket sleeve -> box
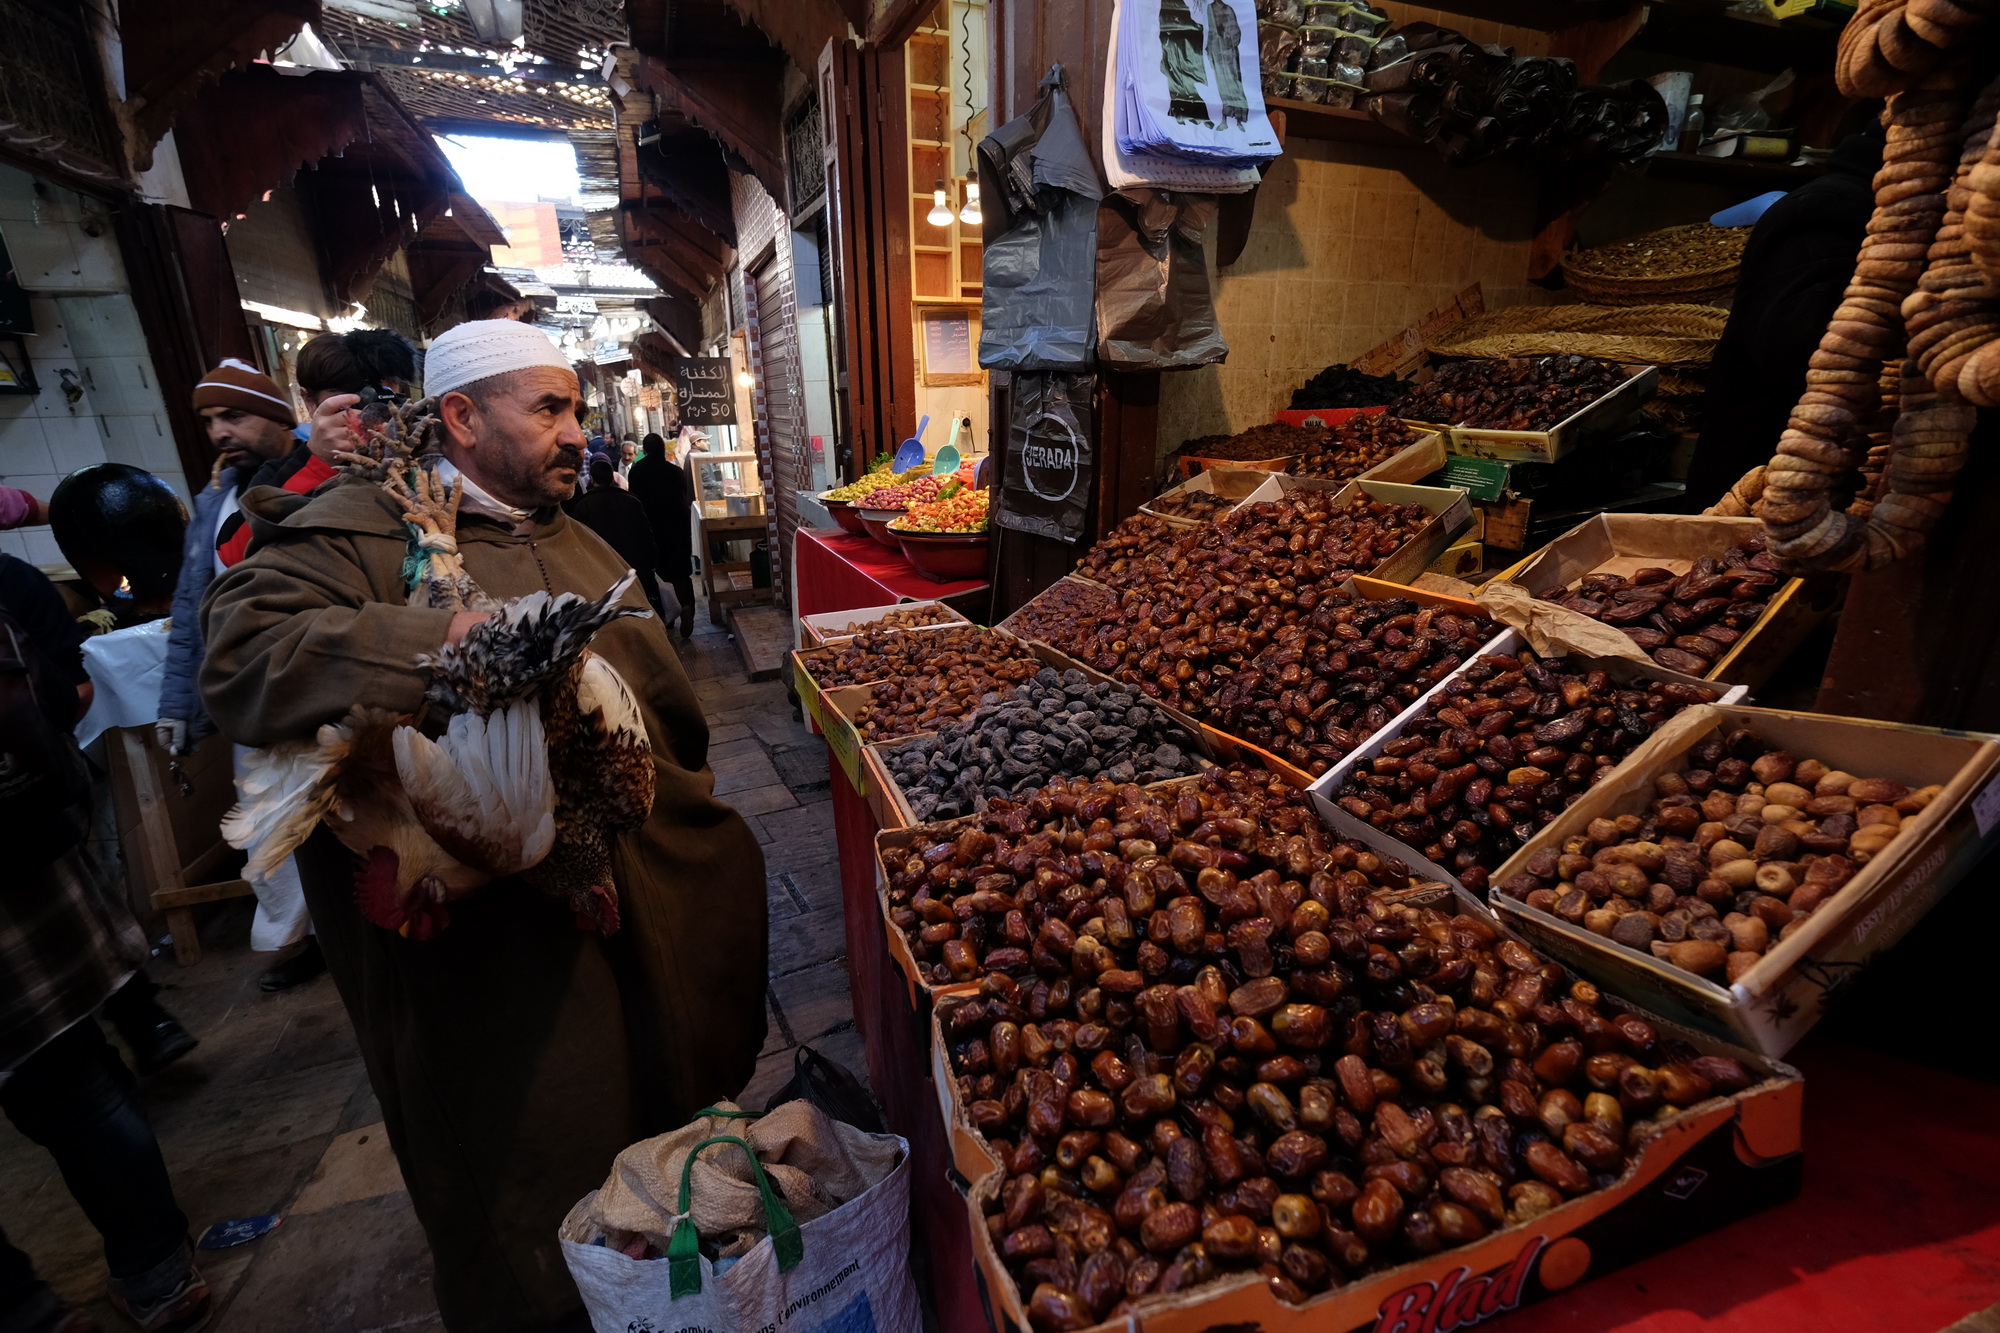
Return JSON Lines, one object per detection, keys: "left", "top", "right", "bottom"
{"left": 218, "top": 456, "right": 337, "bottom": 567}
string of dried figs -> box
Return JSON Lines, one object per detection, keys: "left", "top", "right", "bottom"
{"left": 1496, "top": 729, "right": 1943, "bottom": 982}
{"left": 1532, "top": 533, "right": 1781, "bottom": 675}
{"left": 822, "top": 603, "right": 958, "bottom": 638}
{"left": 1333, "top": 651, "right": 1721, "bottom": 892}
{"left": 851, "top": 655, "right": 1044, "bottom": 742}
{"left": 1391, "top": 356, "right": 1626, "bottom": 432}
{"left": 923, "top": 779, "right": 1756, "bottom": 1322}
{"left": 1146, "top": 486, "right": 1236, "bottom": 522}
{"left": 1207, "top": 598, "right": 1495, "bottom": 778}
{"left": 1744, "top": 43, "right": 2000, "bottom": 569}
{"left": 798, "top": 624, "right": 1035, "bottom": 688}
{"left": 1288, "top": 415, "right": 1420, "bottom": 482}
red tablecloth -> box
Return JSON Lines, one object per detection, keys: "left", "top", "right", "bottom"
{"left": 1503, "top": 1036, "right": 2000, "bottom": 1332}
{"left": 795, "top": 528, "right": 989, "bottom": 618}
{"left": 829, "top": 754, "right": 2000, "bottom": 1333}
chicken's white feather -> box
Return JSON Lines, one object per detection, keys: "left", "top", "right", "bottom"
{"left": 574, "top": 653, "right": 649, "bottom": 744}
{"left": 392, "top": 700, "right": 556, "bottom": 875}
{"left": 219, "top": 724, "right": 352, "bottom": 881}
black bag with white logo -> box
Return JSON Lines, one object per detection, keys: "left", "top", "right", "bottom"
{"left": 998, "top": 372, "right": 1095, "bottom": 544}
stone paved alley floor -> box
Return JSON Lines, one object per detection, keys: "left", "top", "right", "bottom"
{"left": 0, "top": 610, "right": 864, "bottom": 1332}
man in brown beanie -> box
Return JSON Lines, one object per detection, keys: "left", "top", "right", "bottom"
{"left": 159, "top": 360, "right": 326, "bottom": 989}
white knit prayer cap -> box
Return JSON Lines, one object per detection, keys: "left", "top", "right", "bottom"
{"left": 425, "top": 319, "right": 572, "bottom": 399}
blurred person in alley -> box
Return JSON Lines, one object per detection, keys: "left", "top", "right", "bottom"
{"left": 625, "top": 431, "right": 695, "bottom": 639}
{"left": 157, "top": 360, "right": 320, "bottom": 991}
{"left": 0, "top": 550, "right": 210, "bottom": 1333}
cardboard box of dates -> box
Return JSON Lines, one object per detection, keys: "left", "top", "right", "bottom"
{"left": 1235, "top": 477, "right": 1475, "bottom": 590}
{"left": 914, "top": 780, "right": 1803, "bottom": 1333}
{"left": 1407, "top": 363, "right": 1658, "bottom": 466}
{"left": 1307, "top": 629, "right": 1749, "bottom": 811}
{"left": 798, "top": 599, "right": 971, "bottom": 648}
{"left": 1483, "top": 514, "right": 1827, "bottom": 689}
{"left": 793, "top": 624, "right": 1052, "bottom": 795}
{"left": 1486, "top": 704, "right": 2000, "bottom": 1056}
{"left": 1140, "top": 468, "right": 1274, "bottom": 526}
{"left": 805, "top": 635, "right": 1082, "bottom": 816}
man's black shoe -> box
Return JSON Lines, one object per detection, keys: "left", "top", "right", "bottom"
{"left": 259, "top": 937, "right": 326, "bottom": 992}
{"left": 124, "top": 1017, "right": 199, "bottom": 1076}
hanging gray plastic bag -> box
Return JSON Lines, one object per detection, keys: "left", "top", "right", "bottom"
{"left": 978, "top": 64, "right": 1103, "bottom": 371}
{"left": 1096, "top": 188, "right": 1228, "bottom": 369}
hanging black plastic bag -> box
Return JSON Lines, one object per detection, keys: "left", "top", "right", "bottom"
{"left": 978, "top": 65, "right": 1102, "bottom": 371}
{"left": 1096, "top": 188, "right": 1227, "bottom": 369}
{"left": 999, "top": 373, "right": 1095, "bottom": 543}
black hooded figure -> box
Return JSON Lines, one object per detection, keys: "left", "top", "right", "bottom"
{"left": 1207, "top": 0, "right": 1249, "bottom": 129}
{"left": 48, "top": 464, "right": 187, "bottom": 626}
{"left": 1682, "top": 121, "right": 1886, "bottom": 511}
{"left": 1159, "top": 0, "right": 1210, "bottom": 123}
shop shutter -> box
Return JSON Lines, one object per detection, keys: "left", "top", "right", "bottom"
{"left": 747, "top": 246, "right": 808, "bottom": 607}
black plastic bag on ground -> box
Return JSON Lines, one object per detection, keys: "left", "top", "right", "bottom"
{"left": 763, "top": 1045, "right": 884, "bottom": 1134}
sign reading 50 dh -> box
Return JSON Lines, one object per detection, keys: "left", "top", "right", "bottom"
{"left": 674, "top": 356, "right": 738, "bottom": 426}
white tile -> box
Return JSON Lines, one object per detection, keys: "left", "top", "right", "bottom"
{"left": 23, "top": 297, "right": 70, "bottom": 353}
{"left": 4, "top": 473, "right": 60, "bottom": 503}
{"left": 89, "top": 299, "right": 147, "bottom": 357}
{"left": 67, "top": 225, "right": 125, "bottom": 292}
{"left": 0, "top": 166, "right": 37, "bottom": 222}
{"left": 93, "top": 356, "right": 164, "bottom": 415}
{"left": 0, "top": 530, "right": 25, "bottom": 560}
{"left": 53, "top": 294, "right": 112, "bottom": 358}
{"left": 47, "top": 416, "right": 104, "bottom": 466}
{"left": 0, "top": 419, "right": 52, "bottom": 476}
{"left": 98, "top": 412, "right": 155, "bottom": 467}
{"left": 140, "top": 432, "right": 185, "bottom": 481}
{"left": 21, "top": 530, "right": 64, "bottom": 566}
{"left": 41, "top": 412, "right": 104, "bottom": 469}
{"left": 3, "top": 219, "right": 79, "bottom": 290}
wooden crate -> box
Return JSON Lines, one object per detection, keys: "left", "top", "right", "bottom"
{"left": 105, "top": 728, "right": 254, "bottom": 966}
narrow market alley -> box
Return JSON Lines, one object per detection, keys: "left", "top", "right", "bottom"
{"left": 0, "top": 615, "right": 863, "bottom": 1333}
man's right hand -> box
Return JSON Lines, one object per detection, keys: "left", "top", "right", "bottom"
{"left": 446, "top": 611, "right": 491, "bottom": 644}
{"left": 155, "top": 718, "right": 188, "bottom": 755}
{"left": 306, "top": 394, "right": 364, "bottom": 464}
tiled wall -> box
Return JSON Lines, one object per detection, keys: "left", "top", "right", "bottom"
{"left": 0, "top": 163, "right": 189, "bottom": 569}
{"left": 1155, "top": 6, "right": 1555, "bottom": 457}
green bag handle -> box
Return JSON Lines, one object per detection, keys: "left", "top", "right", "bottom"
{"left": 667, "top": 1135, "right": 804, "bottom": 1299}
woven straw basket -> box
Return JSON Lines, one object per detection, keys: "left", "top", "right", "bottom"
{"left": 1425, "top": 302, "right": 1730, "bottom": 366}
{"left": 1561, "top": 223, "right": 1747, "bottom": 306}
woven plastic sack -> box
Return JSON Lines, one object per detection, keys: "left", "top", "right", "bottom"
{"left": 561, "top": 1104, "right": 918, "bottom": 1333}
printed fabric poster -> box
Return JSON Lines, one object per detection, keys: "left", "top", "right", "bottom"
{"left": 1116, "top": 0, "right": 1281, "bottom": 167}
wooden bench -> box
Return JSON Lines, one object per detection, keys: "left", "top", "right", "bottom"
{"left": 104, "top": 727, "right": 255, "bottom": 966}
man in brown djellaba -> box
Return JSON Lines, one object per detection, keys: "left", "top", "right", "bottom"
{"left": 199, "top": 318, "right": 768, "bottom": 1333}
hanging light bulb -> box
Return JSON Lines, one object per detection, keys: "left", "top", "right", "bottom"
{"left": 926, "top": 180, "right": 954, "bottom": 227}
{"left": 957, "top": 178, "right": 982, "bottom": 227}
{"left": 736, "top": 369, "right": 754, "bottom": 388}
